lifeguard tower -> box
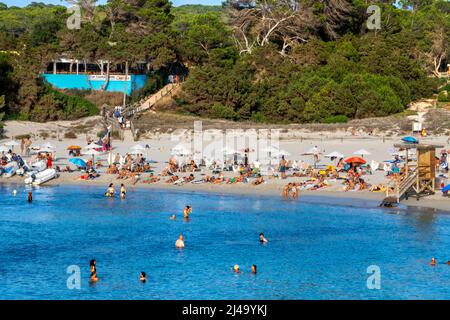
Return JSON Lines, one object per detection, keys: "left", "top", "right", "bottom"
{"left": 383, "top": 143, "right": 443, "bottom": 204}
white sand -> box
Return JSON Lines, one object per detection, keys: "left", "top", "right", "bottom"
{"left": 1, "top": 119, "right": 449, "bottom": 212}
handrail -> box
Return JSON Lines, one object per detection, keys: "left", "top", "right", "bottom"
{"left": 385, "top": 167, "right": 418, "bottom": 202}
{"left": 124, "top": 83, "right": 177, "bottom": 118}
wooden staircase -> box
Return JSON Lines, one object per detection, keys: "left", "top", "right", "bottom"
{"left": 381, "top": 169, "right": 418, "bottom": 206}
{"left": 124, "top": 83, "right": 178, "bottom": 118}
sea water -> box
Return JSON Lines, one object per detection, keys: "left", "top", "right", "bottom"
{"left": 0, "top": 183, "right": 449, "bottom": 300}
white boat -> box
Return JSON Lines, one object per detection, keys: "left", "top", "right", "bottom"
{"left": 24, "top": 168, "right": 57, "bottom": 185}
{"left": 3, "top": 161, "right": 19, "bottom": 178}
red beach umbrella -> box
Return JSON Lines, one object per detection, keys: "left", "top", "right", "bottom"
{"left": 344, "top": 156, "right": 366, "bottom": 165}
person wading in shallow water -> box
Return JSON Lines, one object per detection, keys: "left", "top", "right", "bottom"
{"left": 90, "top": 259, "right": 98, "bottom": 282}
{"left": 184, "top": 206, "right": 192, "bottom": 220}
{"left": 28, "top": 192, "right": 33, "bottom": 203}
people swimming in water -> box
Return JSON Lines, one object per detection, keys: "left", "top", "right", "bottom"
{"left": 120, "top": 184, "right": 126, "bottom": 199}
{"left": 105, "top": 183, "right": 115, "bottom": 197}
{"left": 90, "top": 259, "right": 98, "bottom": 282}
{"left": 175, "top": 234, "right": 185, "bottom": 248}
{"left": 27, "top": 191, "right": 32, "bottom": 203}
{"left": 431, "top": 257, "right": 436, "bottom": 266}
{"left": 251, "top": 265, "right": 257, "bottom": 274}
{"left": 259, "top": 233, "right": 268, "bottom": 244}
{"left": 140, "top": 272, "right": 146, "bottom": 283}
{"left": 184, "top": 206, "right": 192, "bottom": 220}
{"left": 169, "top": 214, "right": 176, "bottom": 220}
{"left": 233, "top": 265, "right": 240, "bottom": 273}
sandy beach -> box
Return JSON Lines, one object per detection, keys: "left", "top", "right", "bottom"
{"left": 2, "top": 118, "right": 449, "bottom": 213}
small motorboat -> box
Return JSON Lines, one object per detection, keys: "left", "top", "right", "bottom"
{"left": 24, "top": 168, "right": 57, "bottom": 185}
{"left": 3, "top": 161, "right": 19, "bottom": 178}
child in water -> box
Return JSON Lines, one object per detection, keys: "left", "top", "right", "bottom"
{"left": 120, "top": 184, "right": 126, "bottom": 199}
{"left": 140, "top": 272, "right": 146, "bottom": 283}
{"left": 28, "top": 192, "right": 33, "bottom": 203}
{"left": 259, "top": 233, "right": 268, "bottom": 244}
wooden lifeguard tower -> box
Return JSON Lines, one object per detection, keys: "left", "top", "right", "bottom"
{"left": 383, "top": 143, "right": 443, "bottom": 204}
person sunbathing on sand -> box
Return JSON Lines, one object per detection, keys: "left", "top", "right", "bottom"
{"left": 253, "top": 174, "right": 264, "bottom": 185}
{"left": 213, "top": 172, "right": 225, "bottom": 184}
{"left": 143, "top": 173, "right": 160, "bottom": 184}
{"left": 166, "top": 175, "right": 179, "bottom": 183}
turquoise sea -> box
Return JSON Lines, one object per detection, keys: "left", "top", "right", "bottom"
{"left": 0, "top": 183, "right": 449, "bottom": 299}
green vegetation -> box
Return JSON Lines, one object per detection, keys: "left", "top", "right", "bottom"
{"left": 0, "top": 1, "right": 448, "bottom": 124}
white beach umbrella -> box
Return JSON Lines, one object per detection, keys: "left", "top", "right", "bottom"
{"left": 131, "top": 144, "right": 146, "bottom": 151}
{"left": 41, "top": 142, "right": 56, "bottom": 150}
{"left": 85, "top": 142, "right": 101, "bottom": 150}
{"left": 262, "top": 145, "right": 280, "bottom": 153}
{"left": 83, "top": 149, "right": 101, "bottom": 156}
{"left": 37, "top": 147, "right": 54, "bottom": 153}
{"left": 222, "top": 146, "right": 238, "bottom": 155}
{"left": 325, "top": 151, "right": 344, "bottom": 159}
{"left": 353, "top": 149, "right": 371, "bottom": 157}
{"left": 0, "top": 145, "right": 9, "bottom": 152}
{"left": 171, "top": 143, "right": 192, "bottom": 155}
{"left": 303, "top": 146, "right": 321, "bottom": 155}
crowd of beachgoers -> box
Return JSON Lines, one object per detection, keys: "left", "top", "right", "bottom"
{"left": 1, "top": 134, "right": 450, "bottom": 201}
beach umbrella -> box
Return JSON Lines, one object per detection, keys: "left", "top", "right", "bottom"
{"left": 131, "top": 144, "right": 146, "bottom": 151}
{"left": 171, "top": 143, "right": 192, "bottom": 155}
{"left": 41, "top": 142, "right": 56, "bottom": 150}
{"left": 442, "top": 184, "right": 450, "bottom": 193}
{"left": 325, "top": 151, "right": 344, "bottom": 159}
{"left": 0, "top": 145, "right": 9, "bottom": 153}
{"left": 85, "top": 142, "right": 101, "bottom": 150}
{"left": 345, "top": 156, "right": 366, "bottom": 165}
{"left": 38, "top": 147, "right": 54, "bottom": 153}
{"left": 83, "top": 149, "right": 101, "bottom": 156}
{"left": 69, "top": 158, "right": 87, "bottom": 168}
{"left": 353, "top": 149, "right": 371, "bottom": 158}
{"left": 67, "top": 145, "right": 81, "bottom": 150}
{"left": 262, "top": 145, "right": 280, "bottom": 153}
{"left": 402, "top": 136, "right": 418, "bottom": 144}
{"left": 303, "top": 146, "right": 321, "bottom": 155}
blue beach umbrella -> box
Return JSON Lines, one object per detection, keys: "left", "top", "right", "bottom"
{"left": 402, "top": 136, "right": 418, "bottom": 144}
{"left": 69, "top": 158, "right": 87, "bottom": 168}
{"left": 442, "top": 184, "right": 450, "bottom": 193}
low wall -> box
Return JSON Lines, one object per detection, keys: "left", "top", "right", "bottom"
{"left": 41, "top": 74, "right": 147, "bottom": 95}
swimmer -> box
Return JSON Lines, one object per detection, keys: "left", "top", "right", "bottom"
{"left": 175, "top": 234, "right": 185, "bottom": 248}
{"left": 120, "top": 184, "right": 126, "bottom": 199}
{"left": 105, "top": 183, "right": 115, "bottom": 197}
{"left": 259, "top": 233, "right": 268, "bottom": 244}
{"left": 431, "top": 257, "right": 436, "bottom": 266}
{"left": 140, "top": 272, "right": 147, "bottom": 283}
{"left": 233, "top": 264, "right": 240, "bottom": 273}
{"left": 90, "top": 259, "right": 98, "bottom": 282}
{"left": 13, "top": 189, "right": 17, "bottom": 196}
{"left": 251, "top": 265, "right": 257, "bottom": 274}
{"left": 90, "top": 259, "right": 96, "bottom": 273}
{"left": 184, "top": 206, "right": 192, "bottom": 219}
{"left": 170, "top": 214, "right": 176, "bottom": 220}
{"left": 28, "top": 191, "right": 33, "bottom": 203}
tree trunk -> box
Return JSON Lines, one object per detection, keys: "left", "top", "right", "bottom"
{"left": 123, "top": 61, "right": 129, "bottom": 109}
